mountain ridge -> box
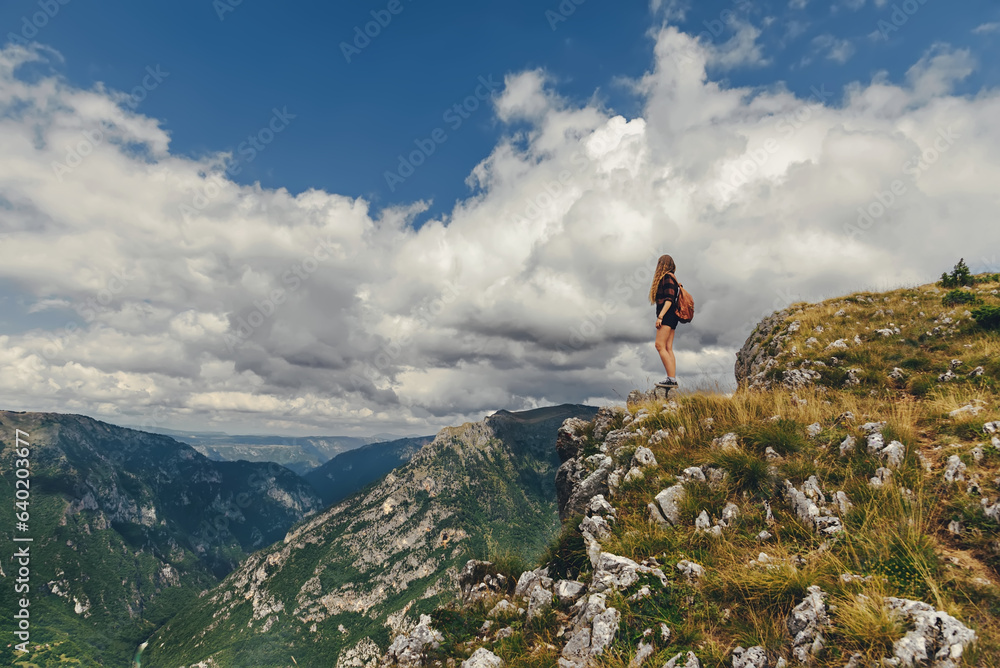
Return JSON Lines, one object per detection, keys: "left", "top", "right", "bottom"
{"left": 142, "top": 403, "right": 599, "bottom": 667}
{"left": 0, "top": 410, "right": 323, "bottom": 667}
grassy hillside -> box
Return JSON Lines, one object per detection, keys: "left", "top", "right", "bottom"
{"left": 424, "top": 271, "right": 1000, "bottom": 667}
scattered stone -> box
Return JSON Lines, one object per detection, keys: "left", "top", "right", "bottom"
{"left": 630, "top": 641, "right": 654, "bottom": 667}
{"left": 701, "top": 417, "right": 715, "bottom": 430}
{"left": 712, "top": 432, "right": 740, "bottom": 450}
{"left": 972, "top": 446, "right": 985, "bottom": 463}
{"left": 580, "top": 515, "right": 612, "bottom": 542}
{"left": 660, "top": 623, "right": 671, "bottom": 642}
{"left": 982, "top": 499, "right": 1000, "bottom": 523}
{"left": 943, "top": 456, "right": 967, "bottom": 484}
{"left": 881, "top": 440, "right": 906, "bottom": 469}
{"left": 592, "top": 407, "right": 618, "bottom": 442}
{"left": 765, "top": 446, "right": 781, "bottom": 460}
{"left": 606, "top": 470, "right": 622, "bottom": 497}
{"left": 984, "top": 422, "right": 1000, "bottom": 434}
{"left": 590, "top": 552, "right": 667, "bottom": 593}
{"left": 556, "top": 418, "right": 592, "bottom": 462}
{"left": 806, "top": 422, "right": 822, "bottom": 437}
{"left": 839, "top": 435, "right": 856, "bottom": 456}
{"left": 631, "top": 447, "right": 658, "bottom": 469}
{"left": 676, "top": 560, "right": 705, "bottom": 583}
{"left": 949, "top": 404, "right": 984, "bottom": 418}
{"left": 843, "top": 653, "right": 863, "bottom": 668}
{"left": 624, "top": 467, "right": 644, "bottom": 483}
{"left": 705, "top": 467, "right": 727, "bottom": 488}
{"left": 870, "top": 467, "right": 893, "bottom": 487}
{"left": 867, "top": 431, "right": 885, "bottom": 453}
{"left": 885, "top": 597, "right": 976, "bottom": 668}
{"left": 560, "top": 594, "right": 621, "bottom": 668}
{"left": 663, "top": 652, "right": 701, "bottom": 668}
{"left": 860, "top": 421, "right": 886, "bottom": 435}
{"left": 385, "top": 614, "right": 445, "bottom": 667}
{"left": 553, "top": 580, "right": 585, "bottom": 605}
{"left": 833, "top": 491, "right": 853, "bottom": 515}
{"left": 589, "top": 608, "right": 621, "bottom": 657}
{"left": 888, "top": 367, "right": 906, "bottom": 380}
{"left": 938, "top": 370, "right": 957, "bottom": 382}
{"left": 788, "top": 586, "right": 830, "bottom": 663}
{"left": 968, "top": 366, "right": 984, "bottom": 378}
{"left": 947, "top": 520, "right": 963, "bottom": 535}
{"left": 785, "top": 480, "right": 842, "bottom": 535}
{"left": 805, "top": 337, "right": 819, "bottom": 348}
{"left": 802, "top": 476, "right": 825, "bottom": 502}
{"left": 732, "top": 646, "right": 768, "bottom": 668}
{"left": 835, "top": 309, "right": 846, "bottom": 317}
{"left": 487, "top": 599, "right": 515, "bottom": 618}
{"left": 722, "top": 503, "right": 740, "bottom": 525}
{"left": 649, "top": 429, "right": 671, "bottom": 446}
{"left": 826, "top": 339, "right": 848, "bottom": 351}
{"left": 459, "top": 560, "right": 507, "bottom": 601}
{"left": 602, "top": 429, "right": 631, "bottom": 454}
{"left": 950, "top": 359, "right": 963, "bottom": 369}
{"left": 756, "top": 530, "right": 773, "bottom": 543}
{"left": 560, "top": 454, "right": 615, "bottom": 522}
{"left": 462, "top": 648, "right": 504, "bottom": 668}
{"left": 514, "top": 567, "right": 553, "bottom": 599}
{"left": 694, "top": 510, "right": 712, "bottom": 532}
{"left": 651, "top": 485, "right": 686, "bottom": 527}
{"left": 627, "top": 586, "right": 652, "bottom": 603}
{"left": 681, "top": 466, "right": 707, "bottom": 483}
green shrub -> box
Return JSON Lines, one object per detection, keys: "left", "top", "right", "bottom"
{"left": 537, "top": 517, "right": 589, "bottom": 581}
{"left": 907, "top": 375, "right": 935, "bottom": 397}
{"left": 939, "top": 259, "right": 974, "bottom": 288}
{"left": 942, "top": 290, "right": 980, "bottom": 306}
{"left": 737, "top": 418, "right": 807, "bottom": 456}
{"left": 900, "top": 355, "right": 932, "bottom": 371}
{"left": 709, "top": 449, "right": 775, "bottom": 498}
{"left": 972, "top": 305, "right": 1000, "bottom": 331}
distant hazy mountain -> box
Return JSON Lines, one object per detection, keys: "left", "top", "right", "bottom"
{"left": 139, "top": 426, "right": 388, "bottom": 474}
{"left": 0, "top": 411, "right": 322, "bottom": 667}
{"left": 304, "top": 435, "right": 435, "bottom": 506}
{"left": 143, "top": 403, "right": 598, "bottom": 667}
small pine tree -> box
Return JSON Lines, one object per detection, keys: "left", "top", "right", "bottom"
{"left": 939, "top": 258, "right": 974, "bottom": 288}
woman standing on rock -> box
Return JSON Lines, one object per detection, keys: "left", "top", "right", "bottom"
{"left": 650, "top": 254, "right": 680, "bottom": 388}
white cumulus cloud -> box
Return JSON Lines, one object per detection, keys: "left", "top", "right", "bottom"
{"left": 1, "top": 30, "right": 999, "bottom": 435}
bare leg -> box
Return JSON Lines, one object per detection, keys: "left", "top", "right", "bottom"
{"left": 654, "top": 325, "right": 676, "bottom": 377}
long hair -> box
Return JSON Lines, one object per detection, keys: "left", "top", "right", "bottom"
{"left": 648, "top": 254, "right": 676, "bottom": 304}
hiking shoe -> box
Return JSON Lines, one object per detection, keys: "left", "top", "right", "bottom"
{"left": 656, "top": 378, "right": 679, "bottom": 388}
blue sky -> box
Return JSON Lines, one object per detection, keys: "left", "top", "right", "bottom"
{"left": 2, "top": 0, "right": 1000, "bottom": 435}
{"left": 4, "top": 0, "right": 998, "bottom": 225}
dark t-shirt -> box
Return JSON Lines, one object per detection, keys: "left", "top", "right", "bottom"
{"left": 655, "top": 274, "right": 679, "bottom": 313}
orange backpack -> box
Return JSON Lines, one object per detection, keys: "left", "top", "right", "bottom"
{"left": 667, "top": 273, "right": 695, "bottom": 323}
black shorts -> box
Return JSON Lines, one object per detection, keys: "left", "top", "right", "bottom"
{"left": 656, "top": 303, "right": 679, "bottom": 329}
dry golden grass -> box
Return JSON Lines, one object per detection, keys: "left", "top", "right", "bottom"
{"left": 447, "top": 277, "right": 1000, "bottom": 667}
